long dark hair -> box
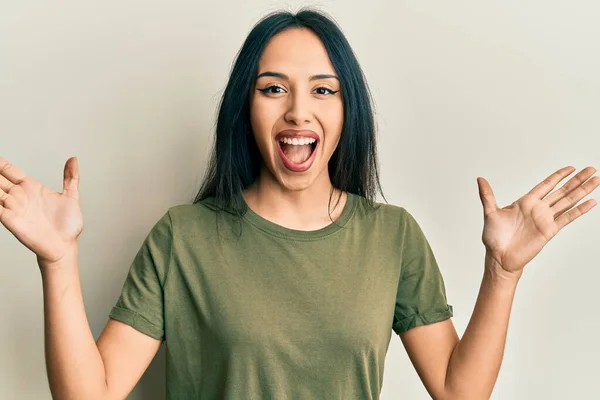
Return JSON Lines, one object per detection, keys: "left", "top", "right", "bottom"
{"left": 192, "top": 7, "right": 384, "bottom": 216}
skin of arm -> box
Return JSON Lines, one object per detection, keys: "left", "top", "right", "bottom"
{"left": 41, "top": 243, "right": 162, "bottom": 400}
{"left": 401, "top": 166, "right": 599, "bottom": 399}
{"left": 40, "top": 244, "right": 110, "bottom": 399}
{"left": 400, "top": 252, "right": 519, "bottom": 400}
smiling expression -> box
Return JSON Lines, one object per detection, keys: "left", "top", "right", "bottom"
{"left": 249, "top": 27, "right": 344, "bottom": 192}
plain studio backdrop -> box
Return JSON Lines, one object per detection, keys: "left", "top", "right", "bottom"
{"left": 1, "top": 1, "right": 599, "bottom": 399}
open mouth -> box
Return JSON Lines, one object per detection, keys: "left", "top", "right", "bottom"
{"left": 276, "top": 136, "right": 319, "bottom": 172}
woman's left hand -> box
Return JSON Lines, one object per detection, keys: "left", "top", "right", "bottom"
{"left": 477, "top": 166, "right": 599, "bottom": 280}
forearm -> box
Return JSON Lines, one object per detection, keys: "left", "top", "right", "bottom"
{"left": 444, "top": 253, "right": 520, "bottom": 400}
{"left": 40, "top": 244, "right": 109, "bottom": 400}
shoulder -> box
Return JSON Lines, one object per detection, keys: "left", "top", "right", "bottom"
{"left": 168, "top": 197, "right": 218, "bottom": 218}
{"left": 348, "top": 194, "right": 420, "bottom": 242}
{"left": 165, "top": 197, "right": 242, "bottom": 238}
{"left": 351, "top": 194, "right": 431, "bottom": 240}
{"left": 351, "top": 193, "right": 411, "bottom": 225}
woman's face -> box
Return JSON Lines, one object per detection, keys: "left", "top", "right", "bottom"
{"left": 249, "top": 28, "right": 344, "bottom": 192}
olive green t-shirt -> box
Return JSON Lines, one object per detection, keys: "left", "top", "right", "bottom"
{"left": 109, "top": 192, "right": 453, "bottom": 399}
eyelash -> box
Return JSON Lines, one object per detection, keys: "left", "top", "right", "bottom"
{"left": 258, "top": 85, "right": 339, "bottom": 96}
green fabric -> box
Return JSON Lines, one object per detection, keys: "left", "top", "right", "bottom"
{"left": 109, "top": 193, "right": 453, "bottom": 399}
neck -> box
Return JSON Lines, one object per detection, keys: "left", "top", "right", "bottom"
{"left": 242, "top": 167, "right": 347, "bottom": 231}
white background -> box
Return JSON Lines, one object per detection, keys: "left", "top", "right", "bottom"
{"left": 1, "top": 1, "right": 599, "bottom": 398}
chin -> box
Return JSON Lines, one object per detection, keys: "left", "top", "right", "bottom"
{"left": 271, "top": 168, "right": 314, "bottom": 191}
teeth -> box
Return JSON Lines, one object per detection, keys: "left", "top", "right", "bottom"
{"left": 279, "top": 137, "right": 317, "bottom": 145}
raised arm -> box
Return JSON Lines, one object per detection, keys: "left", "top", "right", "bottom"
{"left": 399, "top": 257, "right": 515, "bottom": 400}
{"left": 398, "top": 166, "right": 598, "bottom": 400}
{"left": 0, "top": 157, "right": 161, "bottom": 399}
{"left": 40, "top": 245, "right": 162, "bottom": 400}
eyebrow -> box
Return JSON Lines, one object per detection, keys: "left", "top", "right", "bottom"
{"left": 255, "top": 71, "right": 339, "bottom": 81}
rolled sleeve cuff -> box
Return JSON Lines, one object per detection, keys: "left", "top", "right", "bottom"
{"left": 392, "top": 304, "right": 454, "bottom": 335}
{"left": 109, "top": 306, "right": 164, "bottom": 340}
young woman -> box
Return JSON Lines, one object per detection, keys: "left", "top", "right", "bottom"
{"left": 0, "top": 8, "right": 598, "bottom": 400}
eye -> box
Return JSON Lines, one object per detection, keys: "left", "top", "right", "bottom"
{"left": 314, "top": 87, "right": 339, "bottom": 96}
{"left": 258, "top": 85, "right": 286, "bottom": 94}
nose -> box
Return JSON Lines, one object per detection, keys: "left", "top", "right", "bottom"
{"left": 284, "top": 90, "right": 312, "bottom": 126}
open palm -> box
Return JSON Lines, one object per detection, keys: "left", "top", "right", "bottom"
{"left": 0, "top": 157, "right": 83, "bottom": 264}
{"left": 477, "top": 166, "right": 599, "bottom": 277}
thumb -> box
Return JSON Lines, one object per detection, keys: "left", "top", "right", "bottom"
{"left": 477, "top": 176, "right": 498, "bottom": 217}
{"left": 63, "top": 156, "right": 80, "bottom": 199}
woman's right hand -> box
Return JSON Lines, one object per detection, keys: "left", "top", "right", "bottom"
{"left": 0, "top": 156, "right": 84, "bottom": 266}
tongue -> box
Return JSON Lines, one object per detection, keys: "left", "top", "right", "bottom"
{"left": 282, "top": 144, "right": 312, "bottom": 164}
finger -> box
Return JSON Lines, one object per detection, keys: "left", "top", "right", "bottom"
{"left": 62, "top": 157, "right": 80, "bottom": 199}
{"left": 0, "top": 158, "right": 28, "bottom": 185}
{"left": 527, "top": 166, "right": 576, "bottom": 200}
{"left": 0, "top": 188, "right": 7, "bottom": 205}
{"left": 555, "top": 198, "right": 598, "bottom": 231}
{"left": 0, "top": 173, "right": 15, "bottom": 193}
{"left": 477, "top": 177, "right": 498, "bottom": 216}
{"left": 551, "top": 174, "right": 600, "bottom": 217}
{"left": 545, "top": 166, "right": 597, "bottom": 206}
{"left": 0, "top": 202, "right": 14, "bottom": 221}
{"left": 0, "top": 187, "right": 16, "bottom": 210}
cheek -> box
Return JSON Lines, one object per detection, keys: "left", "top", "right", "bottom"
{"left": 250, "top": 99, "right": 283, "bottom": 140}
{"left": 251, "top": 96, "right": 282, "bottom": 123}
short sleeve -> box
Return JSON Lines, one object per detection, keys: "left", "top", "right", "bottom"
{"left": 392, "top": 209, "right": 453, "bottom": 335}
{"left": 108, "top": 210, "right": 173, "bottom": 340}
